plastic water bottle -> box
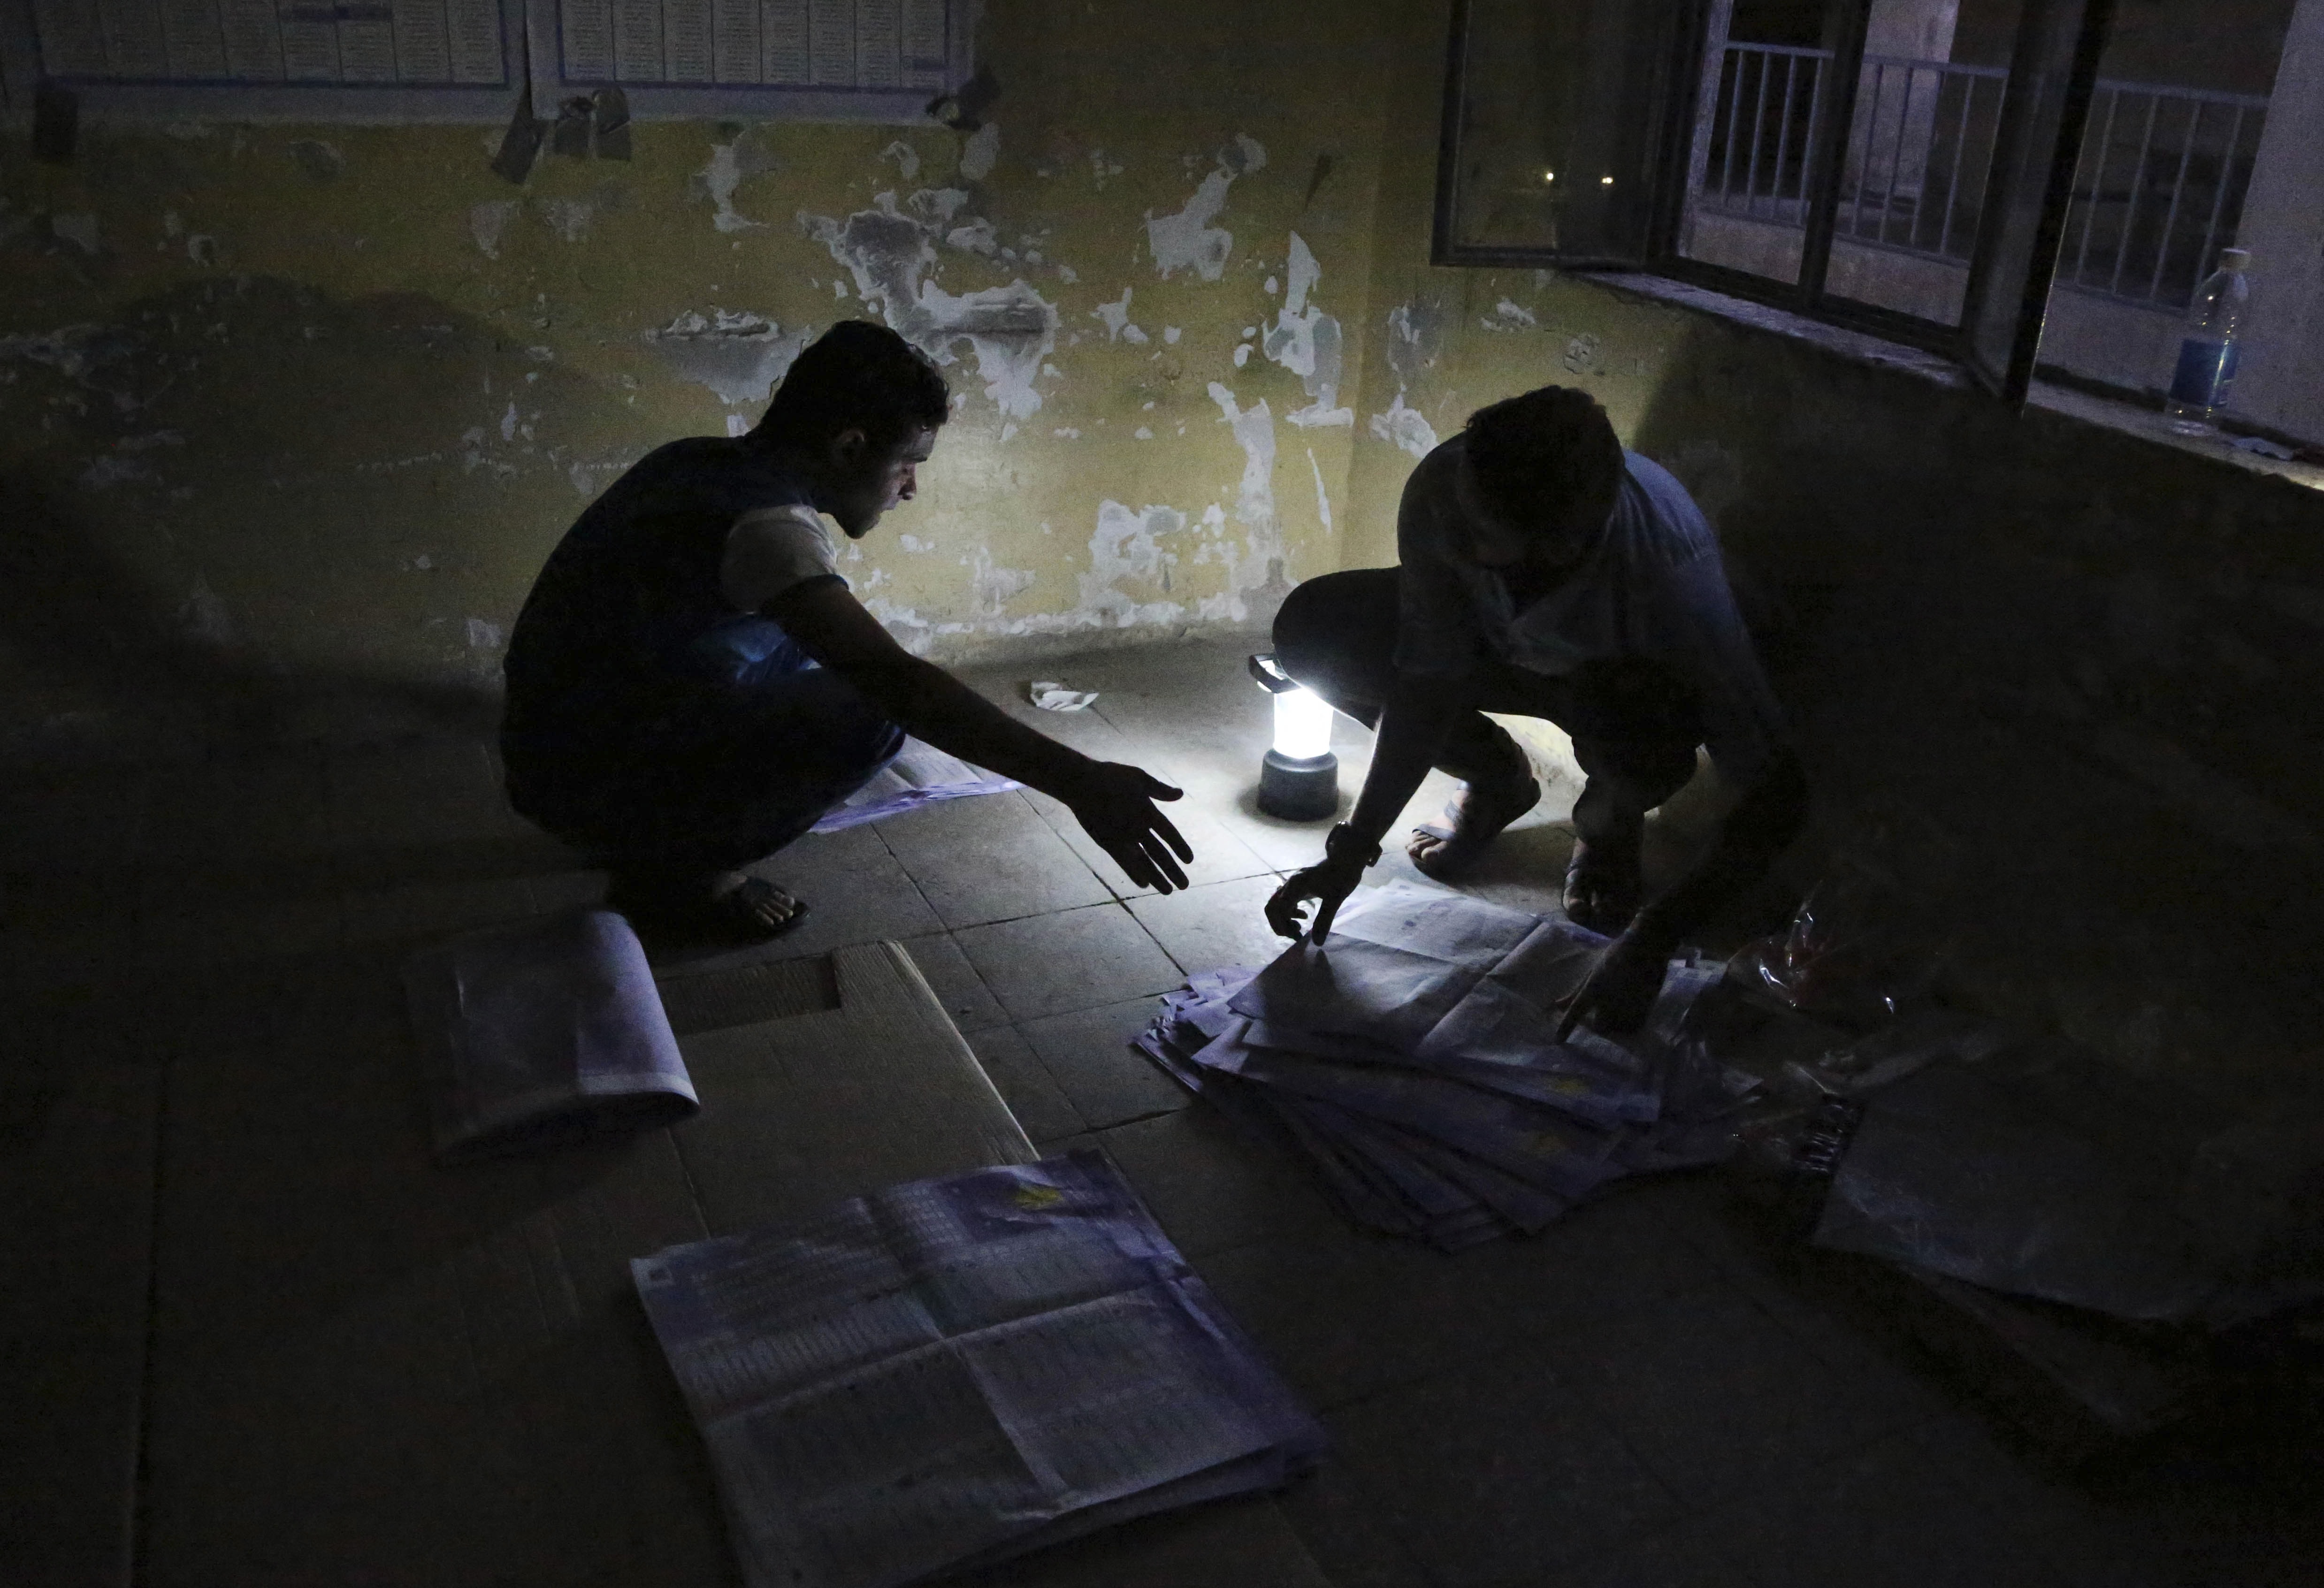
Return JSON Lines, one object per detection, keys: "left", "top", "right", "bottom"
{"left": 2165, "top": 247, "right": 2250, "bottom": 435}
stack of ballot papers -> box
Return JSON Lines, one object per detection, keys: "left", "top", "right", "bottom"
{"left": 403, "top": 908, "right": 698, "bottom": 1160}
{"left": 1135, "top": 883, "right": 1758, "bottom": 1249}
{"left": 810, "top": 736, "right": 1019, "bottom": 833}
{"left": 632, "top": 1151, "right": 1325, "bottom": 1588}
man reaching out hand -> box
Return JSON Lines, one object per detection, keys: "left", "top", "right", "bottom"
{"left": 500, "top": 321, "right": 1192, "bottom": 936}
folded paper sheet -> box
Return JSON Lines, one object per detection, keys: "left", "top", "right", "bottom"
{"left": 1136, "top": 883, "right": 1754, "bottom": 1247}
{"left": 633, "top": 1150, "right": 1324, "bottom": 1588}
{"left": 403, "top": 908, "right": 698, "bottom": 1160}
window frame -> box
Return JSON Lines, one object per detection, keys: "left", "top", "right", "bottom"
{"left": 0, "top": 0, "right": 973, "bottom": 128}
{"left": 1430, "top": 0, "right": 2119, "bottom": 403}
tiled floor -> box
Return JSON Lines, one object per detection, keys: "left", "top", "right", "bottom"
{"left": 4, "top": 637, "right": 2319, "bottom": 1587}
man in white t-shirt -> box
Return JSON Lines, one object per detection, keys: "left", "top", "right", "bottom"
{"left": 1262, "top": 386, "right": 1807, "bottom": 1034}
{"left": 502, "top": 321, "right": 1192, "bottom": 937}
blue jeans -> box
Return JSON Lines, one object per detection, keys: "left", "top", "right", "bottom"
{"left": 504, "top": 621, "right": 903, "bottom": 877}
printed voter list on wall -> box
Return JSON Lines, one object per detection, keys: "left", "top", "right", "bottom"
{"left": 2, "top": 0, "right": 523, "bottom": 117}
{"left": 531, "top": 0, "right": 965, "bottom": 122}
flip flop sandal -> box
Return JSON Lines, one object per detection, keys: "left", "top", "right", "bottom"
{"left": 1406, "top": 774, "right": 1541, "bottom": 880}
{"left": 611, "top": 876, "right": 809, "bottom": 942}
{"left": 1562, "top": 836, "right": 1641, "bottom": 935}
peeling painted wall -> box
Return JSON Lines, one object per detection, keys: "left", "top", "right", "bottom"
{"left": 0, "top": 0, "right": 1395, "bottom": 754}
{"left": 1341, "top": 0, "right": 2324, "bottom": 1096}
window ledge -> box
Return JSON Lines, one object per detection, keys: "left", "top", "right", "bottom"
{"left": 2024, "top": 382, "right": 2324, "bottom": 493}
{"left": 1588, "top": 271, "right": 2324, "bottom": 494}
{"left": 1591, "top": 272, "right": 1968, "bottom": 388}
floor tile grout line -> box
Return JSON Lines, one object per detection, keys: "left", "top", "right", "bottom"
{"left": 971, "top": 1020, "right": 1091, "bottom": 1138}
{"left": 125, "top": 1022, "right": 174, "bottom": 1588}
{"left": 864, "top": 817, "right": 965, "bottom": 938}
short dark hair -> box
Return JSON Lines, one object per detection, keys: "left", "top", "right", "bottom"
{"left": 755, "top": 320, "right": 951, "bottom": 451}
{"left": 1462, "top": 386, "right": 1625, "bottom": 536}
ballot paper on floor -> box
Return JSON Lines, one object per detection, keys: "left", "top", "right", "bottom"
{"left": 632, "top": 1150, "right": 1325, "bottom": 1588}
{"left": 1135, "top": 882, "right": 1754, "bottom": 1248}
{"left": 402, "top": 907, "right": 698, "bottom": 1160}
{"left": 810, "top": 737, "right": 1020, "bottom": 833}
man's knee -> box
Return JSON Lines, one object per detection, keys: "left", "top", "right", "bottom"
{"left": 1568, "top": 658, "right": 1703, "bottom": 805}
{"left": 1272, "top": 568, "right": 1399, "bottom": 686}
{"left": 774, "top": 668, "right": 905, "bottom": 784}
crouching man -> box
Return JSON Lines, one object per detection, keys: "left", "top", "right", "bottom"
{"left": 501, "top": 320, "right": 1192, "bottom": 936}
{"left": 1262, "top": 386, "right": 1806, "bottom": 1033}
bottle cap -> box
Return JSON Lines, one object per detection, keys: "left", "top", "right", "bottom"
{"left": 2221, "top": 247, "right": 2252, "bottom": 270}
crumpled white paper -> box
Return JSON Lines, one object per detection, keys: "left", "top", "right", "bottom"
{"left": 1027, "top": 679, "right": 1099, "bottom": 711}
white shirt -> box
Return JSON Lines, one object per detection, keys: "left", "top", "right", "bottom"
{"left": 719, "top": 502, "right": 843, "bottom": 611}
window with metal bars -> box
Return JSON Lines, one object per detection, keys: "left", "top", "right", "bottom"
{"left": 1433, "top": 0, "right": 2305, "bottom": 418}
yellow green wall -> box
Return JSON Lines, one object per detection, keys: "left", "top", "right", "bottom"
{"left": 13, "top": 0, "right": 2324, "bottom": 1089}
{"left": 0, "top": 0, "right": 1395, "bottom": 752}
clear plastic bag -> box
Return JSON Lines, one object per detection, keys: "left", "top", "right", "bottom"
{"left": 1742, "top": 850, "right": 1950, "bottom": 1026}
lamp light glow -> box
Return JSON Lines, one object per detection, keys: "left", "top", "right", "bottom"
{"left": 1272, "top": 685, "right": 1336, "bottom": 761}
{"left": 1248, "top": 652, "right": 1340, "bottom": 821}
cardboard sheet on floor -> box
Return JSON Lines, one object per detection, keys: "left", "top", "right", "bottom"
{"left": 1815, "top": 1034, "right": 2324, "bottom": 1329}
{"left": 138, "top": 941, "right": 1107, "bottom": 1588}
{"left": 634, "top": 1150, "right": 1325, "bottom": 1588}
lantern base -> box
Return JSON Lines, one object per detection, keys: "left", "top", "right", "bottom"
{"left": 1258, "top": 749, "right": 1339, "bottom": 821}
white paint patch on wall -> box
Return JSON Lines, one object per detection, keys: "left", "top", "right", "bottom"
{"left": 959, "top": 122, "right": 1001, "bottom": 181}
{"left": 1307, "top": 447, "right": 1334, "bottom": 535}
{"left": 1090, "top": 288, "right": 1149, "bottom": 344}
{"left": 881, "top": 140, "right": 922, "bottom": 180}
{"left": 1369, "top": 393, "right": 1439, "bottom": 460}
{"left": 52, "top": 213, "right": 99, "bottom": 253}
{"left": 645, "top": 310, "right": 810, "bottom": 406}
{"left": 802, "top": 193, "right": 1060, "bottom": 421}
{"left": 1369, "top": 298, "right": 1446, "bottom": 458}
{"left": 970, "top": 543, "right": 1038, "bottom": 616}
{"left": 540, "top": 198, "right": 593, "bottom": 243}
{"left": 1201, "top": 382, "right": 1288, "bottom": 623}
{"left": 946, "top": 216, "right": 999, "bottom": 255}
{"left": 1080, "top": 501, "right": 1189, "bottom": 627}
{"left": 1264, "top": 231, "right": 1352, "bottom": 428}
{"left": 1145, "top": 135, "right": 1266, "bottom": 282}
{"left": 179, "top": 575, "right": 233, "bottom": 646}
{"left": 696, "top": 138, "right": 768, "bottom": 233}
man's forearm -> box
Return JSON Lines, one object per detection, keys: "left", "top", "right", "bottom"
{"left": 1632, "top": 749, "right": 1808, "bottom": 947}
{"left": 1344, "top": 675, "right": 1460, "bottom": 848}
{"left": 845, "top": 654, "right": 1093, "bottom": 796}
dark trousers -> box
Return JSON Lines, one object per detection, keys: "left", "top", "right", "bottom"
{"left": 505, "top": 654, "right": 903, "bottom": 879}
{"left": 1272, "top": 568, "right": 1703, "bottom": 846}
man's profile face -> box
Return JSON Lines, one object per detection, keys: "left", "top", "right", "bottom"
{"left": 827, "top": 426, "right": 937, "bottom": 539}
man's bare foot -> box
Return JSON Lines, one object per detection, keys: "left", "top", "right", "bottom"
{"left": 607, "top": 870, "right": 809, "bottom": 940}
{"left": 1406, "top": 774, "right": 1541, "bottom": 879}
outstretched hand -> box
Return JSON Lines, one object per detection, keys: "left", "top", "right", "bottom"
{"left": 1063, "top": 762, "right": 1193, "bottom": 893}
{"left": 1264, "top": 855, "right": 1367, "bottom": 944}
{"left": 1554, "top": 926, "right": 1672, "bottom": 1040}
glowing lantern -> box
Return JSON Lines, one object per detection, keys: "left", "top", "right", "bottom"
{"left": 1247, "top": 653, "right": 1339, "bottom": 821}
